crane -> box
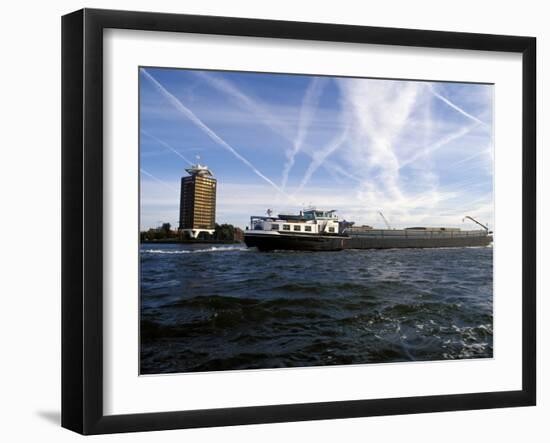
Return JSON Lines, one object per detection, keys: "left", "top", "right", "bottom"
{"left": 463, "top": 215, "right": 489, "bottom": 232}
{"left": 378, "top": 211, "right": 391, "bottom": 229}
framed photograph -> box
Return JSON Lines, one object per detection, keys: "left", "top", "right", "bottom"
{"left": 62, "top": 8, "right": 536, "bottom": 434}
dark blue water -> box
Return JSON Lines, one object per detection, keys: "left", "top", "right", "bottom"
{"left": 140, "top": 244, "right": 493, "bottom": 374}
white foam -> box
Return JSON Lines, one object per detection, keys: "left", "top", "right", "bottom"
{"left": 141, "top": 245, "right": 248, "bottom": 255}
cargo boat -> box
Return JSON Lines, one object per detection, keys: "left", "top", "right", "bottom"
{"left": 244, "top": 209, "right": 493, "bottom": 252}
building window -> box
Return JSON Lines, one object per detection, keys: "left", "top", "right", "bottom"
{"left": 328, "top": 227, "right": 335, "bottom": 233}
{"left": 283, "top": 224, "right": 290, "bottom": 231}
{"left": 271, "top": 224, "right": 279, "bottom": 231}
{"left": 294, "top": 225, "right": 301, "bottom": 231}
{"left": 304, "top": 225, "right": 312, "bottom": 232}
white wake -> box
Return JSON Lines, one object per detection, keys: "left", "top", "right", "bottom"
{"left": 141, "top": 245, "right": 248, "bottom": 255}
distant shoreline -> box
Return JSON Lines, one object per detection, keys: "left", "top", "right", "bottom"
{"left": 141, "top": 239, "right": 243, "bottom": 245}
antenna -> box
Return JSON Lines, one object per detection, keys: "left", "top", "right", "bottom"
{"left": 378, "top": 211, "right": 391, "bottom": 229}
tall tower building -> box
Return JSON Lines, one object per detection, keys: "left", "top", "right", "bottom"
{"left": 178, "top": 163, "right": 217, "bottom": 238}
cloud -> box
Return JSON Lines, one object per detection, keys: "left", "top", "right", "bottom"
{"left": 281, "top": 77, "right": 327, "bottom": 190}
{"left": 337, "top": 78, "right": 421, "bottom": 203}
{"left": 195, "top": 71, "right": 357, "bottom": 184}
{"left": 444, "top": 144, "right": 492, "bottom": 170}
{"left": 399, "top": 122, "right": 481, "bottom": 169}
{"left": 141, "top": 129, "right": 194, "bottom": 165}
{"left": 140, "top": 70, "right": 494, "bottom": 230}
{"left": 139, "top": 175, "right": 493, "bottom": 231}
{"left": 333, "top": 77, "right": 493, "bottom": 227}
{"left": 141, "top": 68, "right": 289, "bottom": 199}
{"left": 140, "top": 169, "right": 179, "bottom": 192}
{"left": 194, "top": 70, "right": 295, "bottom": 140}
{"left": 428, "top": 83, "right": 489, "bottom": 127}
{"left": 296, "top": 126, "right": 349, "bottom": 193}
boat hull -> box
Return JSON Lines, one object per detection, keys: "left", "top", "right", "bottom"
{"left": 245, "top": 231, "right": 493, "bottom": 251}
{"left": 244, "top": 232, "right": 348, "bottom": 251}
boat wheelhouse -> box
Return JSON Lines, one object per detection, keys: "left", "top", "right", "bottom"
{"left": 251, "top": 208, "right": 341, "bottom": 234}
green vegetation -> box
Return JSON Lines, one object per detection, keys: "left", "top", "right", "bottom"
{"left": 140, "top": 223, "right": 176, "bottom": 241}
{"left": 214, "top": 223, "right": 240, "bottom": 241}
{"left": 140, "top": 223, "right": 244, "bottom": 243}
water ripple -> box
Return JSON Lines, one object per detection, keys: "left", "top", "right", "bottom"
{"left": 140, "top": 244, "right": 493, "bottom": 374}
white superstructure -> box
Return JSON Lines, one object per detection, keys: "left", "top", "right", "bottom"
{"left": 249, "top": 208, "right": 341, "bottom": 235}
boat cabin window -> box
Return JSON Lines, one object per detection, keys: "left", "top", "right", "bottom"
{"left": 293, "top": 225, "right": 301, "bottom": 231}
{"left": 328, "top": 227, "right": 335, "bottom": 233}
{"left": 304, "top": 226, "right": 312, "bottom": 232}
{"left": 282, "top": 224, "right": 290, "bottom": 231}
{"left": 271, "top": 224, "right": 279, "bottom": 231}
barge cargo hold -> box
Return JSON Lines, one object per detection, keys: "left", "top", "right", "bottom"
{"left": 244, "top": 209, "right": 493, "bottom": 252}
{"left": 344, "top": 227, "right": 492, "bottom": 249}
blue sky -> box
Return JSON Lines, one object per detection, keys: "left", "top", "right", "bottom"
{"left": 140, "top": 67, "right": 494, "bottom": 230}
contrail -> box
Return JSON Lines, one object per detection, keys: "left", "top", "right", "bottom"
{"left": 427, "top": 84, "right": 489, "bottom": 127}
{"left": 141, "top": 68, "right": 287, "bottom": 197}
{"left": 445, "top": 148, "right": 490, "bottom": 169}
{"left": 196, "top": 71, "right": 353, "bottom": 185}
{"left": 141, "top": 129, "right": 193, "bottom": 165}
{"left": 194, "top": 71, "right": 294, "bottom": 140}
{"left": 442, "top": 179, "right": 493, "bottom": 197}
{"left": 337, "top": 78, "right": 421, "bottom": 203}
{"left": 140, "top": 168, "right": 179, "bottom": 192}
{"left": 281, "top": 77, "right": 326, "bottom": 191}
{"left": 399, "top": 123, "right": 480, "bottom": 170}
{"left": 296, "top": 127, "right": 349, "bottom": 193}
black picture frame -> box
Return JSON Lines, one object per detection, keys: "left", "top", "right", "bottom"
{"left": 62, "top": 8, "right": 536, "bottom": 435}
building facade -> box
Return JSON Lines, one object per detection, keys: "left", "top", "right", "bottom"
{"left": 178, "top": 163, "right": 217, "bottom": 238}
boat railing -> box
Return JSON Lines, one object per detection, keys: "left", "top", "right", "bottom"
{"left": 346, "top": 228, "right": 488, "bottom": 239}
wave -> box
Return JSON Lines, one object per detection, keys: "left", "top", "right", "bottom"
{"left": 171, "top": 294, "right": 331, "bottom": 311}
{"left": 141, "top": 245, "right": 248, "bottom": 255}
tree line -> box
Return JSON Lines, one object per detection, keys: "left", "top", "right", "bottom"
{"left": 140, "top": 223, "right": 243, "bottom": 242}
